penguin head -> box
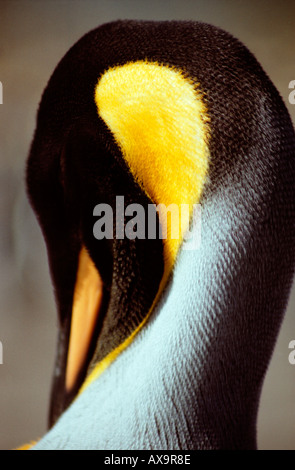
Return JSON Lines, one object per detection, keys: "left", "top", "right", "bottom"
{"left": 26, "top": 20, "right": 295, "bottom": 447}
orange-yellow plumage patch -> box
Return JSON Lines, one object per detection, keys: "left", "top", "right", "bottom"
{"left": 95, "top": 61, "right": 210, "bottom": 271}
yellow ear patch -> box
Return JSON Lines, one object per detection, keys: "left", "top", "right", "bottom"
{"left": 95, "top": 61, "right": 210, "bottom": 273}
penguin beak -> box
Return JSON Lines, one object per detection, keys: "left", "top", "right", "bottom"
{"left": 65, "top": 246, "right": 103, "bottom": 395}
{"left": 47, "top": 240, "right": 111, "bottom": 426}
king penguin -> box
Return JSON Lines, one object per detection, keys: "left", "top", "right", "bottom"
{"left": 24, "top": 20, "right": 295, "bottom": 450}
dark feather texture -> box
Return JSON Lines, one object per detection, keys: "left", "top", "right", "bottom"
{"left": 26, "top": 20, "right": 295, "bottom": 449}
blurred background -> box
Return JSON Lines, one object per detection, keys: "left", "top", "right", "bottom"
{"left": 0, "top": 0, "right": 294, "bottom": 450}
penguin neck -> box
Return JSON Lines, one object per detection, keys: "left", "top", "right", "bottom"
{"left": 136, "top": 192, "right": 264, "bottom": 448}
